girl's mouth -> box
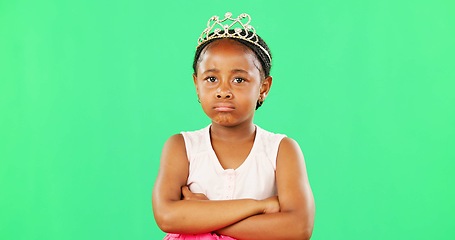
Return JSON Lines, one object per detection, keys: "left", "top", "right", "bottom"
{"left": 213, "top": 104, "right": 235, "bottom": 112}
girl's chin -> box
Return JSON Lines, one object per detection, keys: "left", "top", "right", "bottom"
{"left": 209, "top": 114, "right": 254, "bottom": 128}
{"left": 211, "top": 115, "right": 237, "bottom": 126}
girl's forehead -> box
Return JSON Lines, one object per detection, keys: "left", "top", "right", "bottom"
{"left": 198, "top": 39, "right": 261, "bottom": 72}
{"left": 205, "top": 39, "right": 252, "bottom": 54}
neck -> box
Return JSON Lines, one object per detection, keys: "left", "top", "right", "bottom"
{"left": 210, "top": 121, "right": 256, "bottom": 142}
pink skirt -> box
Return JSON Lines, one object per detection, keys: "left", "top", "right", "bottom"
{"left": 164, "top": 233, "right": 236, "bottom": 240}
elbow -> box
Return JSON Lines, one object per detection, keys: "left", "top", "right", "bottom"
{"left": 291, "top": 223, "right": 313, "bottom": 240}
{"left": 293, "top": 215, "right": 314, "bottom": 240}
{"left": 154, "top": 212, "right": 177, "bottom": 233}
{"left": 153, "top": 204, "right": 178, "bottom": 233}
{"left": 295, "top": 203, "right": 315, "bottom": 239}
{"left": 152, "top": 199, "right": 180, "bottom": 233}
{"left": 300, "top": 226, "right": 313, "bottom": 240}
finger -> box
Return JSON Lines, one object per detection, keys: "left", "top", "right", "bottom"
{"left": 181, "top": 186, "right": 192, "bottom": 199}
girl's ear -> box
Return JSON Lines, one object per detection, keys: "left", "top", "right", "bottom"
{"left": 260, "top": 76, "right": 272, "bottom": 100}
{"left": 193, "top": 73, "right": 200, "bottom": 99}
{"left": 193, "top": 73, "right": 197, "bottom": 85}
{"left": 193, "top": 73, "right": 199, "bottom": 90}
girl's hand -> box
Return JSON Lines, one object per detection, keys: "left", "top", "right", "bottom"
{"left": 181, "top": 185, "right": 279, "bottom": 213}
{"left": 261, "top": 196, "right": 280, "bottom": 214}
{"left": 181, "top": 186, "right": 209, "bottom": 200}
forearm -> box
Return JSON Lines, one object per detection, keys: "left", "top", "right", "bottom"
{"left": 217, "top": 211, "right": 313, "bottom": 240}
{"left": 154, "top": 198, "right": 264, "bottom": 234}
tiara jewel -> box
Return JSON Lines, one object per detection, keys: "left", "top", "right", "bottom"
{"left": 197, "top": 12, "right": 271, "bottom": 62}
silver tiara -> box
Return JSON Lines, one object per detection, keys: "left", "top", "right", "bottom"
{"left": 197, "top": 12, "right": 271, "bottom": 62}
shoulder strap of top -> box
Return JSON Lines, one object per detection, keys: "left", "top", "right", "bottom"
{"left": 180, "top": 125, "right": 210, "bottom": 162}
{"left": 256, "top": 126, "right": 286, "bottom": 170}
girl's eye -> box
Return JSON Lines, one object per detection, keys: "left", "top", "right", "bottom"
{"left": 206, "top": 77, "right": 217, "bottom": 83}
{"left": 233, "top": 78, "right": 245, "bottom": 83}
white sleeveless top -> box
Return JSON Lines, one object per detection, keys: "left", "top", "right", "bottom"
{"left": 181, "top": 125, "right": 286, "bottom": 200}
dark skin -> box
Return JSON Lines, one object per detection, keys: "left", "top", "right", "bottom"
{"left": 195, "top": 39, "right": 270, "bottom": 170}
{"left": 152, "top": 39, "right": 315, "bottom": 239}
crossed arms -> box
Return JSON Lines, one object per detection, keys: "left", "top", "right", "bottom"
{"left": 152, "top": 134, "right": 315, "bottom": 240}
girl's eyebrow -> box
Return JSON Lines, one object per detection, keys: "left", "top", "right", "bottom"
{"left": 231, "top": 69, "right": 249, "bottom": 74}
{"left": 202, "top": 68, "right": 219, "bottom": 74}
{"left": 202, "top": 68, "right": 249, "bottom": 74}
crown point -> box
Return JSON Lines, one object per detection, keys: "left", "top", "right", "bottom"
{"left": 197, "top": 12, "right": 271, "bottom": 62}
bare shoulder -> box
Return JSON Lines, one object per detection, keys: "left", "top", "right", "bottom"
{"left": 163, "top": 133, "right": 185, "bottom": 151}
{"left": 160, "top": 133, "right": 189, "bottom": 162}
{"left": 276, "top": 136, "right": 308, "bottom": 182}
{"left": 159, "top": 133, "right": 188, "bottom": 174}
{"left": 277, "top": 137, "right": 305, "bottom": 163}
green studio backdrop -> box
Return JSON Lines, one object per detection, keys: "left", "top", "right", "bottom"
{"left": 1, "top": 0, "right": 454, "bottom": 239}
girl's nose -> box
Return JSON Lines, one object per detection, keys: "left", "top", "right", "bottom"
{"left": 216, "top": 88, "right": 232, "bottom": 99}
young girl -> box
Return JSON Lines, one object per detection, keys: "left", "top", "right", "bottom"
{"left": 152, "top": 12, "right": 315, "bottom": 240}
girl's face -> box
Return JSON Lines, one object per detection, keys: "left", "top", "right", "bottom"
{"left": 193, "top": 39, "right": 272, "bottom": 127}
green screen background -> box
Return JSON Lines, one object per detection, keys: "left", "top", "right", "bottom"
{"left": 1, "top": 0, "right": 454, "bottom": 239}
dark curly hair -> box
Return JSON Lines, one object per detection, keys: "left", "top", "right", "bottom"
{"left": 193, "top": 29, "right": 272, "bottom": 77}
